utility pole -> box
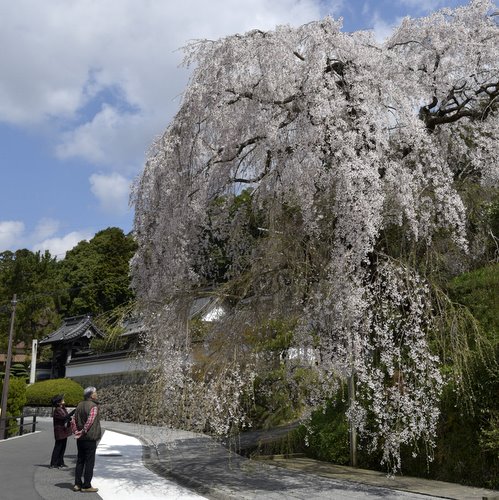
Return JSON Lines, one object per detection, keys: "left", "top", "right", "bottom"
{"left": 0, "top": 294, "right": 17, "bottom": 440}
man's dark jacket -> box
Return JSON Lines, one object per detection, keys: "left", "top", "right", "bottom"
{"left": 74, "top": 399, "right": 102, "bottom": 441}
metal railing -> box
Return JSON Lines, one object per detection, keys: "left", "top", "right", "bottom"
{"left": 0, "top": 415, "right": 37, "bottom": 440}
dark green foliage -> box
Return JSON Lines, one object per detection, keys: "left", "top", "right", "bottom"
{"left": 447, "top": 263, "right": 498, "bottom": 340}
{"left": 59, "top": 227, "right": 137, "bottom": 317}
{"left": 480, "top": 413, "right": 499, "bottom": 456}
{"left": 433, "top": 374, "right": 498, "bottom": 489}
{"left": 303, "top": 396, "right": 350, "bottom": 465}
{"left": 0, "top": 249, "right": 62, "bottom": 343}
{"left": 0, "top": 377, "right": 27, "bottom": 436}
{"left": 26, "top": 378, "right": 83, "bottom": 407}
{"left": 441, "top": 264, "right": 498, "bottom": 487}
{"left": 0, "top": 377, "right": 27, "bottom": 417}
{"left": 10, "top": 363, "right": 29, "bottom": 380}
{"left": 487, "top": 200, "right": 499, "bottom": 254}
{"left": 250, "top": 364, "right": 318, "bottom": 429}
{"left": 460, "top": 185, "right": 499, "bottom": 265}
{"left": 197, "top": 189, "right": 264, "bottom": 284}
{"left": 398, "top": 367, "right": 498, "bottom": 489}
{"left": 392, "top": 266, "right": 499, "bottom": 487}
{"left": 246, "top": 318, "right": 295, "bottom": 359}
{"left": 251, "top": 366, "right": 301, "bottom": 429}
{"left": 244, "top": 318, "right": 317, "bottom": 429}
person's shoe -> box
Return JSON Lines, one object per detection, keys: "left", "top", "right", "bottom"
{"left": 73, "top": 485, "right": 81, "bottom": 491}
{"left": 81, "top": 486, "right": 98, "bottom": 493}
{"left": 58, "top": 464, "right": 69, "bottom": 469}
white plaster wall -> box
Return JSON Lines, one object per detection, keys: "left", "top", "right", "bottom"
{"left": 66, "top": 357, "right": 146, "bottom": 377}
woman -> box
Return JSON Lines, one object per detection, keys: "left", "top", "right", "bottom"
{"left": 49, "top": 394, "right": 73, "bottom": 469}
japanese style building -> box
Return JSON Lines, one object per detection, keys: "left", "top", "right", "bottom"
{"left": 39, "top": 316, "right": 104, "bottom": 379}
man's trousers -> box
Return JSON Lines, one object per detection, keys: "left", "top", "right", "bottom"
{"left": 75, "top": 439, "right": 97, "bottom": 488}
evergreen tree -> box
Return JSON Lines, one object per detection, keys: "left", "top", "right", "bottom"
{"left": 0, "top": 249, "right": 62, "bottom": 345}
{"left": 58, "top": 227, "right": 137, "bottom": 317}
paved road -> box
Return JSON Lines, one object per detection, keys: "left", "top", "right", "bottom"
{"left": 1, "top": 418, "right": 497, "bottom": 500}
{"left": 104, "top": 421, "right": 439, "bottom": 500}
{"left": 0, "top": 419, "right": 204, "bottom": 500}
{"left": 0, "top": 418, "right": 52, "bottom": 500}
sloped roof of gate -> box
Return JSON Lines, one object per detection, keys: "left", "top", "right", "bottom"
{"left": 39, "top": 315, "right": 104, "bottom": 345}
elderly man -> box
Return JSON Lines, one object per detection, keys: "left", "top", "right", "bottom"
{"left": 71, "top": 386, "right": 102, "bottom": 493}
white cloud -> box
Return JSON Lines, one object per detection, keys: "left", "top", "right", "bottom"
{"left": 0, "top": 217, "right": 91, "bottom": 257}
{"left": 398, "top": 0, "right": 446, "bottom": 12}
{"left": 90, "top": 172, "right": 131, "bottom": 215}
{"left": 33, "top": 231, "right": 93, "bottom": 259}
{"left": 56, "top": 105, "right": 158, "bottom": 174}
{"left": 372, "top": 13, "right": 400, "bottom": 42}
{"left": 0, "top": 0, "right": 325, "bottom": 173}
{"left": 0, "top": 221, "right": 25, "bottom": 252}
{"left": 32, "top": 218, "right": 60, "bottom": 241}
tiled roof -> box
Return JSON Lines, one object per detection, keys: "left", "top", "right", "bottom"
{"left": 39, "top": 316, "right": 103, "bottom": 345}
{"left": 121, "top": 317, "right": 145, "bottom": 337}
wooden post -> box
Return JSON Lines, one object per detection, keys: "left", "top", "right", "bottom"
{"left": 29, "top": 339, "right": 38, "bottom": 384}
{"left": 0, "top": 295, "right": 17, "bottom": 440}
{"left": 348, "top": 371, "right": 358, "bottom": 467}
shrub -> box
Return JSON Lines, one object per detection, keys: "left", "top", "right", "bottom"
{"left": 0, "top": 377, "right": 27, "bottom": 436}
{"left": 425, "top": 372, "right": 499, "bottom": 490}
{"left": 305, "top": 396, "right": 350, "bottom": 465}
{"left": 447, "top": 263, "right": 498, "bottom": 339}
{"left": 10, "top": 363, "right": 29, "bottom": 380}
{"left": 26, "top": 378, "right": 83, "bottom": 407}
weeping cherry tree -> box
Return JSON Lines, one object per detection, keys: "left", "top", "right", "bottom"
{"left": 132, "top": 0, "right": 498, "bottom": 472}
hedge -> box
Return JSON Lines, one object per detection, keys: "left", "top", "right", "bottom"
{"left": 26, "top": 378, "right": 83, "bottom": 407}
{"left": 0, "top": 377, "right": 27, "bottom": 436}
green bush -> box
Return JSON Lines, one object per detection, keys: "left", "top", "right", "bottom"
{"left": 26, "top": 378, "right": 83, "bottom": 407}
{"left": 447, "top": 263, "right": 498, "bottom": 339}
{"left": 0, "top": 377, "right": 27, "bottom": 436}
{"left": 437, "top": 264, "right": 499, "bottom": 488}
{"left": 425, "top": 371, "right": 499, "bottom": 490}
{"left": 249, "top": 365, "right": 317, "bottom": 429}
{"left": 245, "top": 318, "right": 317, "bottom": 429}
{"left": 10, "top": 363, "right": 29, "bottom": 380}
{"left": 305, "top": 396, "right": 350, "bottom": 465}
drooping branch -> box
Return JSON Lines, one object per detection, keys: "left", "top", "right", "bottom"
{"left": 419, "top": 81, "right": 498, "bottom": 130}
{"left": 226, "top": 88, "right": 299, "bottom": 107}
{"left": 293, "top": 50, "right": 305, "bottom": 61}
{"left": 232, "top": 150, "right": 272, "bottom": 184}
{"left": 210, "top": 135, "right": 266, "bottom": 166}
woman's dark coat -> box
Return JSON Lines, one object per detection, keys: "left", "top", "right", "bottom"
{"left": 53, "top": 406, "right": 72, "bottom": 440}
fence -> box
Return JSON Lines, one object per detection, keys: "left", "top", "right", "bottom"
{"left": 0, "top": 415, "right": 37, "bottom": 440}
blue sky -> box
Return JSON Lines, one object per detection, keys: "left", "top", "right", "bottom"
{"left": 0, "top": 0, "right": 471, "bottom": 257}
